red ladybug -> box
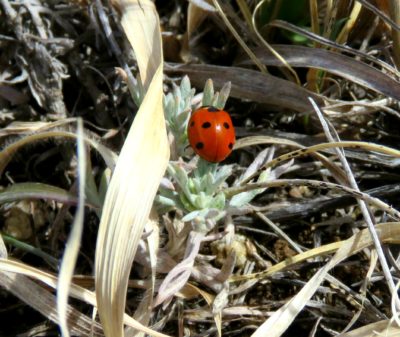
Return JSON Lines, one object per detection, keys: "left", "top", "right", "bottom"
{"left": 187, "top": 106, "right": 235, "bottom": 163}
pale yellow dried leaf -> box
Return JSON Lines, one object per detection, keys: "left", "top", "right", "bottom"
{"left": 95, "top": 1, "right": 168, "bottom": 336}
{"left": 0, "top": 258, "right": 169, "bottom": 337}
{"left": 57, "top": 119, "right": 86, "bottom": 337}
{"left": 119, "top": 0, "right": 162, "bottom": 89}
{"left": 182, "top": 1, "right": 215, "bottom": 62}
{"left": 95, "top": 64, "right": 168, "bottom": 337}
{"left": 0, "top": 121, "right": 50, "bottom": 136}
{"left": 0, "top": 236, "right": 7, "bottom": 258}
{"left": 340, "top": 319, "right": 400, "bottom": 337}
{"left": 0, "top": 118, "right": 79, "bottom": 137}
{"left": 187, "top": 0, "right": 215, "bottom": 38}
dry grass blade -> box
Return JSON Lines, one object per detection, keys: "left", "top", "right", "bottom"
{"left": 356, "top": 0, "right": 400, "bottom": 32}
{"left": 236, "top": 135, "right": 348, "bottom": 183}
{"left": 236, "top": 0, "right": 252, "bottom": 28}
{"left": 0, "top": 121, "right": 60, "bottom": 136}
{"left": 235, "top": 178, "right": 400, "bottom": 219}
{"left": 165, "top": 63, "right": 323, "bottom": 112}
{"left": 0, "top": 271, "right": 105, "bottom": 337}
{"left": 0, "top": 258, "right": 169, "bottom": 336}
{"left": 240, "top": 140, "right": 400, "bottom": 184}
{"left": 388, "top": 0, "right": 400, "bottom": 67}
{"left": 0, "top": 182, "right": 79, "bottom": 205}
{"left": 0, "top": 130, "right": 117, "bottom": 176}
{"left": 235, "top": 135, "right": 307, "bottom": 149}
{"left": 57, "top": 119, "right": 86, "bottom": 337}
{"left": 336, "top": 2, "right": 362, "bottom": 43}
{"left": 311, "top": 98, "right": 400, "bottom": 309}
{"left": 183, "top": 0, "right": 217, "bottom": 62}
{"left": 187, "top": 1, "right": 216, "bottom": 39}
{"left": 252, "top": 0, "right": 300, "bottom": 83}
{"left": 211, "top": 0, "right": 267, "bottom": 74}
{"left": 95, "top": 67, "right": 168, "bottom": 336}
{"left": 0, "top": 236, "right": 6, "bottom": 260}
{"left": 339, "top": 251, "right": 378, "bottom": 334}
{"left": 2, "top": 234, "right": 58, "bottom": 269}
{"left": 251, "top": 222, "right": 400, "bottom": 336}
{"left": 126, "top": 209, "right": 159, "bottom": 337}
{"left": 268, "top": 20, "right": 397, "bottom": 75}
{"left": 241, "top": 45, "right": 400, "bottom": 101}
{"left": 94, "top": 1, "right": 169, "bottom": 336}
{"left": 231, "top": 241, "right": 341, "bottom": 282}
{"left": 309, "top": 0, "right": 319, "bottom": 37}
{"left": 339, "top": 319, "right": 400, "bottom": 336}
{"left": 119, "top": 0, "right": 162, "bottom": 90}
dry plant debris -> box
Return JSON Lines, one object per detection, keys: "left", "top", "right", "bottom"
{"left": 1, "top": 0, "right": 400, "bottom": 337}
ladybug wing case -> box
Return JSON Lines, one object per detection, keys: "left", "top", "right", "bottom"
{"left": 188, "top": 107, "right": 235, "bottom": 163}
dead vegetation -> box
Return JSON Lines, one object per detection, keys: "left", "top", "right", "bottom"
{"left": 1, "top": 0, "right": 400, "bottom": 336}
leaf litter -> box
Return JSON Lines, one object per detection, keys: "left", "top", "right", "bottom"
{"left": 1, "top": 1, "right": 400, "bottom": 337}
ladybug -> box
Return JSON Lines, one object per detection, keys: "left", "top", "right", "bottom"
{"left": 187, "top": 106, "right": 235, "bottom": 163}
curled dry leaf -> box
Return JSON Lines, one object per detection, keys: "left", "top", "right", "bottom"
{"left": 154, "top": 231, "right": 205, "bottom": 307}
{"left": 94, "top": 1, "right": 169, "bottom": 337}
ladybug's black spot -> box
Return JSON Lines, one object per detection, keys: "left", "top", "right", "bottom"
{"left": 207, "top": 106, "right": 219, "bottom": 112}
{"left": 202, "top": 122, "right": 211, "bottom": 128}
{"left": 190, "top": 121, "right": 195, "bottom": 127}
{"left": 196, "top": 142, "right": 204, "bottom": 149}
{"left": 223, "top": 122, "right": 230, "bottom": 129}
{"left": 228, "top": 143, "right": 233, "bottom": 150}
